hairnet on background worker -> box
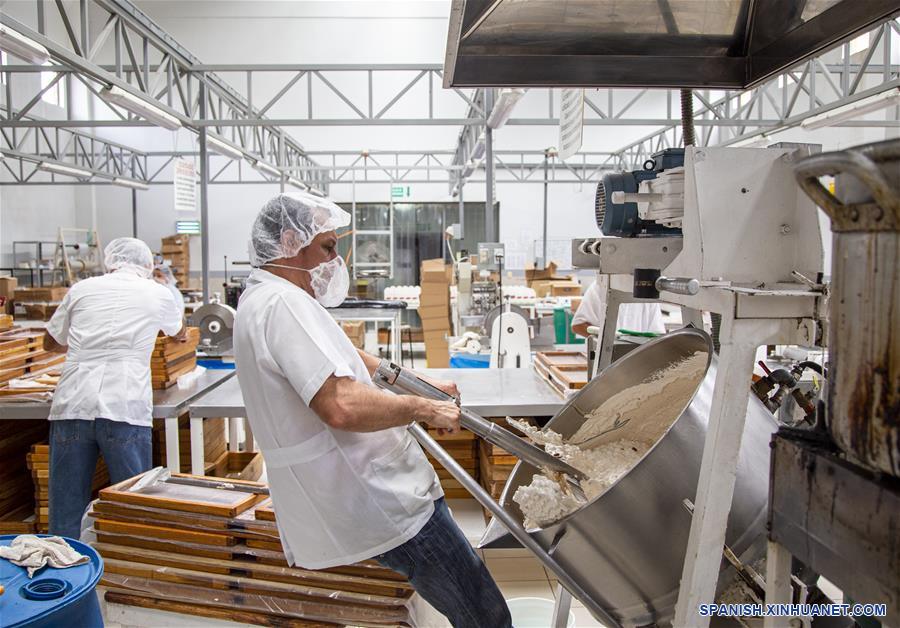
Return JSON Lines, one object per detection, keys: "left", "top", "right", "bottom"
{"left": 104, "top": 237, "right": 154, "bottom": 278}
{"left": 249, "top": 192, "right": 352, "bottom": 307}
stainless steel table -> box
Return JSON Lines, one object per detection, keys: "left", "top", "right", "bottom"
{"left": 415, "top": 368, "right": 565, "bottom": 417}
{"left": 191, "top": 366, "right": 565, "bottom": 419}
{"left": 0, "top": 369, "right": 235, "bottom": 473}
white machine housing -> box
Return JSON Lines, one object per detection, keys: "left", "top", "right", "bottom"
{"left": 664, "top": 146, "right": 824, "bottom": 285}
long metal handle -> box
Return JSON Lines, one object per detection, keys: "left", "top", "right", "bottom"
{"left": 656, "top": 276, "right": 700, "bottom": 296}
{"left": 373, "top": 360, "right": 588, "bottom": 482}
{"left": 407, "top": 423, "right": 623, "bottom": 628}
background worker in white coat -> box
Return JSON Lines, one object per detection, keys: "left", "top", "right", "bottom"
{"left": 234, "top": 193, "right": 511, "bottom": 628}
{"left": 43, "top": 237, "right": 184, "bottom": 538}
{"left": 571, "top": 279, "right": 666, "bottom": 338}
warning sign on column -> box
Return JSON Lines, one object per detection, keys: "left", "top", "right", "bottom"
{"left": 174, "top": 158, "right": 197, "bottom": 214}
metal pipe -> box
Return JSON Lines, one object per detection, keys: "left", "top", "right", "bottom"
{"left": 374, "top": 360, "right": 588, "bottom": 483}
{"left": 199, "top": 79, "right": 210, "bottom": 305}
{"left": 542, "top": 154, "right": 549, "bottom": 265}
{"left": 485, "top": 89, "right": 496, "bottom": 242}
{"left": 407, "top": 423, "right": 623, "bottom": 628}
{"left": 131, "top": 188, "right": 137, "bottom": 238}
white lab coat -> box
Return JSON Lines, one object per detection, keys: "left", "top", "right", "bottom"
{"left": 572, "top": 281, "right": 666, "bottom": 337}
{"left": 167, "top": 283, "right": 185, "bottom": 315}
{"left": 233, "top": 269, "right": 442, "bottom": 569}
{"left": 46, "top": 270, "right": 183, "bottom": 427}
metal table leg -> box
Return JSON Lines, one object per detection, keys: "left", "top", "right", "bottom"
{"left": 228, "top": 416, "right": 239, "bottom": 452}
{"left": 164, "top": 416, "right": 180, "bottom": 473}
{"left": 553, "top": 585, "right": 573, "bottom": 628}
{"left": 189, "top": 415, "right": 205, "bottom": 476}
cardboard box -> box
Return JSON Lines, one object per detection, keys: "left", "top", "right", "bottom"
{"left": 525, "top": 261, "right": 558, "bottom": 282}
{"left": 0, "top": 277, "right": 18, "bottom": 315}
{"left": 423, "top": 330, "right": 449, "bottom": 346}
{"left": 340, "top": 320, "right": 366, "bottom": 349}
{"left": 551, "top": 283, "right": 581, "bottom": 297}
{"left": 425, "top": 350, "right": 450, "bottom": 368}
{"left": 420, "top": 259, "right": 452, "bottom": 283}
{"left": 418, "top": 303, "right": 449, "bottom": 321}
{"left": 162, "top": 235, "right": 190, "bottom": 246}
{"left": 13, "top": 287, "right": 68, "bottom": 302}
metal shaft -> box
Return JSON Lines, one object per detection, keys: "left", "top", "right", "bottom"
{"left": 374, "top": 360, "right": 588, "bottom": 482}
{"left": 656, "top": 276, "right": 700, "bottom": 296}
{"left": 408, "top": 423, "right": 622, "bottom": 628}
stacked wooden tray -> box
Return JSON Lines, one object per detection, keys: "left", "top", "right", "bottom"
{"left": 0, "top": 329, "right": 66, "bottom": 390}
{"left": 151, "top": 327, "right": 200, "bottom": 390}
{"left": 425, "top": 426, "right": 477, "bottom": 499}
{"left": 27, "top": 442, "right": 109, "bottom": 533}
{"left": 534, "top": 350, "right": 589, "bottom": 398}
{"left": 90, "top": 472, "right": 414, "bottom": 626}
{"left": 0, "top": 314, "right": 13, "bottom": 332}
{"left": 0, "top": 420, "right": 48, "bottom": 534}
{"left": 151, "top": 414, "right": 226, "bottom": 474}
{"left": 477, "top": 417, "right": 535, "bottom": 506}
{"left": 160, "top": 235, "right": 191, "bottom": 286}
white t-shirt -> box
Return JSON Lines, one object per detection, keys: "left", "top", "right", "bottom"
{"left": 233, "top": 269, "right": 442, "bottom": 569}
{"left": 572, "top": 281, "right": 666, "bottom": 337}
{"left": 46, "top": 270, "right": 183, "bottom": 426}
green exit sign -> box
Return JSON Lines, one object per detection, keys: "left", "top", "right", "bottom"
{"left": 391, "top": 186, "right": 410, "bottom": 198}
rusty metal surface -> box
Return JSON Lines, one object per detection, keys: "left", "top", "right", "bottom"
{"left": 768, "top": 431, "right": 900, "bottom": 625}
{"left": 795, "top": 138, "right": 900, "bottom": 477}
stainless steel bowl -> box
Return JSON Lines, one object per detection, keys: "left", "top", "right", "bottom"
{"left": 480, "top": 328, "right": 777, "bottom": 626}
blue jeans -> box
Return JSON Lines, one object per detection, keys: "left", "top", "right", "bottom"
{"left": 49, "top": 418, "right": 151, "bottom": 538}
{"left": 375, "top": 498, "right": 512, "bottom": 628}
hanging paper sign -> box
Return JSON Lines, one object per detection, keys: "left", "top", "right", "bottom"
{"left": 173, "top": 158, "right": 197, "bottom": 214}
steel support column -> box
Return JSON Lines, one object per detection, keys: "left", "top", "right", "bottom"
{"left": 199, "top": 79, "right": 210, "bottom": 304}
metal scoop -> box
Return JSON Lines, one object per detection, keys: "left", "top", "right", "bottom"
{"left": 373, "top": 360, "right": 589, "bottom": 501}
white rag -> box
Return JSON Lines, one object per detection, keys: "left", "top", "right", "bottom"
{"left": 0, "top": 535, "right": 89, "bottom": 578}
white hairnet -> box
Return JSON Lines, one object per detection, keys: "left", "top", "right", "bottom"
{"left": 249, "top": 192, "right": 350, "bottom": 267}
{"left": 104, "top": 237, "right": 154, "bottom": 278}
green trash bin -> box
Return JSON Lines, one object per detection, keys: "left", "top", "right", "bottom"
{"left": 553, "top": 307, "right": 584, "bottom": 344}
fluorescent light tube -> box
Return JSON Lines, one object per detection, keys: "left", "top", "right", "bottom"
{"left": 0, "top": 24, "right": 50, "bottom": 64}
{"left": 207, "top": 134, "right": 242, "bottom": 160}
{"left": 38, "top": 161, "right": 92, "bottom": 178}
{"left": 470, "top": 135, "right": 486, "bottom": 161}
{"left": 288, "top": 177, "right": 308, "bottom": 190}
{"left": 486, "top": 88, "right": 525, "bottom": 129}
{"left": 462, "top": 161, "right": 476, "bottom": 178}
{"left": 309, "top": 188, "right": 326, "bottom": 198}
{"left": 801, "top": 88, "right": 900, "bottom": 130}
{"left": 252, "top": 159, "right": 281, "bottom": 178}
{"left": 113, "top": 177, "right": 149, "bottom": 190}
{"left": 99, "top": 85, "right": 182, "bottom": 130}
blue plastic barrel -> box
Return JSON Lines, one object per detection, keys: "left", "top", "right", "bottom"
{"left": 0, "top": 535, "right": 104, "bottom": 628}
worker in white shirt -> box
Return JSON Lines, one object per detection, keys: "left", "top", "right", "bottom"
{"left": 571, "top": 280, "right": 666, "bottom": 338}
{"left": 43, "top": 237, "right": 185, "bottom": 538}
{"left": 234, "top": 193, "right": 511, "bottom": 628}
{"left": 152, "top": 262, "right": 185, "bottom": 314}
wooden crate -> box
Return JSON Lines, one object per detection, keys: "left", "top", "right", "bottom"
{"left": 208, "top": 451, "right": 263, "bottom": 482}
{"left": 534, "top": 350, "right": 589, "bottom": 398}
{"left": 151, "top": 327, "right": 200, "bottom": 390}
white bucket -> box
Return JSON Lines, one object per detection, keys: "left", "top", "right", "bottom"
{"left": 506, "top": 597, "right": 575, "bottom": 627}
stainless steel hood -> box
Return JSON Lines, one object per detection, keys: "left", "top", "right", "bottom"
{"left": 443, "top": 0, "right": 900, "bottom": 88}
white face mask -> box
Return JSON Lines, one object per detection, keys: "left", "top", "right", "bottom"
{"left": 264, "top": 256, "right": 350, "bottom": 308}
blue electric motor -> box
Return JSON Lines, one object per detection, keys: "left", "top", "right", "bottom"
{"left": 595, "top": 148, "right": 684, "bottom": 237}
